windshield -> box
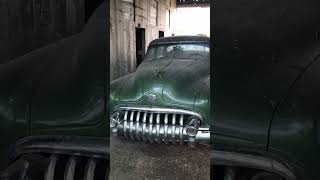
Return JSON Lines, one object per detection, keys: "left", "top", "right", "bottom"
{"left": 144, "top": 43, "right": 209, "bottom": 60}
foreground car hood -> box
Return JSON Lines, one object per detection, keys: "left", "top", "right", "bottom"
{"left": 0, "top": 2, "right": 107, "bottom": 169}
{"left": 111, "top": 59, "right": 210, "bottom": 123}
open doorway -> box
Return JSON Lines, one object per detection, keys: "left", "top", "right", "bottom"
{"left": 159, "top": 31, "right": 164, "bottom": 38}
{"left": 136, "top": 27, "right": 145, "bottom": 67}
{"left": 175, "top": 6, "right": 210, "bottom": 36}
{"left": 85, "top": 0, "right": 104, "bottom": 22}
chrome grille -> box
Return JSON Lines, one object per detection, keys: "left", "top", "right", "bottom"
{"left": 111, "top": 106, "right": 208, "bottom": 145}
{"left": 45, "top": 154, "right": 108, "bottom": 180}
{"left": 0, "top": 136, "right": 109, "bottom": 180}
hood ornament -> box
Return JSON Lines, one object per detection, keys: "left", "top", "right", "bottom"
{"left": 153, "top": 70, "right": 162, "bottom": 79}
{"left": 147, "top": 94, "right": 157, "bottom": 103}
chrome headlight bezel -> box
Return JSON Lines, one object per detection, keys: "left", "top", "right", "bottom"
{"left": 110, "top": 112, "right": 120, "bottom": 129}
{"left": 186, "top": 116, "right": 201, "bottom": 137}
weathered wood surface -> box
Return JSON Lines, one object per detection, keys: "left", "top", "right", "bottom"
{"left": 0, "top": 0, "right": 85, "bottom": 64}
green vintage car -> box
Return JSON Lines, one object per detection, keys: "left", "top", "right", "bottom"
{"left": 0, "top": 2, "right": 108, "bottom": 179}
{"left": 110, "top": 35, "right": 210, "bottom": 146}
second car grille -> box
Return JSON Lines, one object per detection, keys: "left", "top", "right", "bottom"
{"left": 0, "top": 136, "right": 109, "bottom": 180}
{"left": 45, "top": 153, "right": 108, "bottom": 180}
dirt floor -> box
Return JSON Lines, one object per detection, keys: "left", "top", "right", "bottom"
{"left": 109, "top": 136, "right": 210, "bottom": 180}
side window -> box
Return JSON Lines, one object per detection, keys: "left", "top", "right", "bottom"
{"left": 166, "top": 46, "right": 174, "bottom": 53}
{"left": 156, "top": 46, "right": 166, "bottom": 58}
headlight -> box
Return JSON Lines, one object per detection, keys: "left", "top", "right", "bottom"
{"left": 186, "top": 117, "right": 200, "bottom": 136}
{"left": 110, "top": 112, "right": 120, "bottom": 129}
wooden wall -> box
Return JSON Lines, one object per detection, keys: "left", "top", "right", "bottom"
{"left": 110, "top": 0, "right": 176, "bottom": 80}
{"left": 0, "top": 0, "right": 85, "bottom": 64}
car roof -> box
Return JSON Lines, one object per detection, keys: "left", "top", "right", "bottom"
{"left": 149, "top": 35, "right": 210, "bottom": 45}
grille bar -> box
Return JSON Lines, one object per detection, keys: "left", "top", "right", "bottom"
{"left": 164, "top": 113, "right": 169, "bottom": 144}
{"left": 64, "top": 156, "right": 77, "bottom": 180}
{"left": 172, "top": 114, "right": 176, "bottom": 144}
{"left": 179, "top": 114, "right": 184, "bottom": 145}
{"left": 142, "top": 112, "right": 147, "bottom": 142}
{"left": 135, "top": 111, "right": 141, "bottom": 141}
{"left": 129, "top": 111, "right": 135, "bottom": 140}
{"left": 45, "top": 154, "right": 58, "bottom": 180}
{"left": 84, "top": 158, "right": 97, "bottom": 180}
{"left": 148, "top": 113, "right": 154, "bottom": 143}
{"left": 123, "top": 111, "right": 128, "bottom": 139}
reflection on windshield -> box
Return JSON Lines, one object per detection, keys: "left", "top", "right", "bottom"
{"left": 144, "top": 43, "right": 209, "bottom": 60}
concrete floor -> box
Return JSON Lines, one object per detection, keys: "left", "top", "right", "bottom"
{"left": 109, "top": 136, "right": 210, "bottom": 180}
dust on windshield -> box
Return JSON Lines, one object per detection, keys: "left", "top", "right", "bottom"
{"left": 144, "top": 43, "right": 209, "bottom": 61}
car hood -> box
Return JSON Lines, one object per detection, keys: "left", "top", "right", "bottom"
{"left": 111, "top": 58, "right": 210, "bottom": 123}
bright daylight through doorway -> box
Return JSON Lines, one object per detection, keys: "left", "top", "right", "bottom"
{"left": 175, "top": 7, "right": 210, "bottom": 37}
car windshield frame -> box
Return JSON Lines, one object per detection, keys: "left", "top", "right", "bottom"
{"left": 144, "top": 41, "right": 210, "bottom": 61}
